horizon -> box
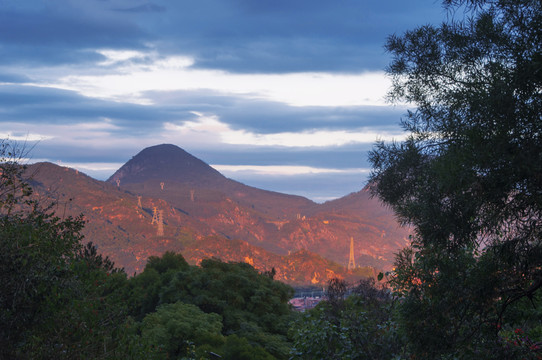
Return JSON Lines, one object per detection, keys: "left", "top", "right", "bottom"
{"left": 24, "top": 142, "right": 368, "bottom": 203}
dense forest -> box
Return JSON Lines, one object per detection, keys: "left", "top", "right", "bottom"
{"left": 2, "top": 0, "right": 542, "bottom": 358}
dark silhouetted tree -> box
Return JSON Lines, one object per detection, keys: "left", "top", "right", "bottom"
{"left": 369, "top": 0, "right": 542, "bottom": 357}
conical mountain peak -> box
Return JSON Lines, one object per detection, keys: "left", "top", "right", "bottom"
{"left": 108, "top": 144, "right": 225, "bottom": 186}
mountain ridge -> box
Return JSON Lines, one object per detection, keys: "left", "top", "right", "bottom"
{"left": 23, "top": 145, "right": 410, "bottom": 285}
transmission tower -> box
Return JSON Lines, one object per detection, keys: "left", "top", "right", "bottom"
{"left": 116, "top": 179, "right": 120, "bottom": 187}
{"left": 160, "top": 182, "right": 165, "bottom": 190}
{"left": 157, "top": 210, "right": 164, "bottom": 236}
{"left": 190, "top": 189, "right": 195, "bottom": 202}
{"left": 151, "top": 207, "right": 158, "bottom": 224}
{"left": 347, "top": 237, "right": 356, "bottom": 270}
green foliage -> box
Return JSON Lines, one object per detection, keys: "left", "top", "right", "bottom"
{"left": 0, "top": 141, "right": 136, "bottom": 358}
{"left": 77, "top": 240, "right": 121, "bottom": 273}
{"left": 121, "top": 254, "right": 297, "bottom": 359}
{"left": 125, "top": 251, "right": 192, "bottom": 321}
{"left": 391, "top": 243, "right": 510, "bottom": 357}
{"left": 146, "top": 250, "right": 190, "bottom": 274}
{"left": 0, "top": 210, "right": 84, "bottom": 357}
{"left": 141, "top": 301, "right": 224, "bottom": 359}
{"left": 290, "top": 278, "right": 404, "bottom": 359}
{"left": 154, "top": 258, "right": 294, "bottom": 359}
{"left": 221, "top": 334, "right": 276, "bottom": 360}
{"left": 369, "top": 0, "right": 542, "bottom": 358}
{"left": 127, "top": 266, "right": 163, "bottom": 319}
{"left": 0, "top": 208, "right": 137, "bottom": 358}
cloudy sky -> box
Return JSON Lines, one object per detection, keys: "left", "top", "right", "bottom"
{"left": 0, "top": 0, "right": 446, "bottom": 202}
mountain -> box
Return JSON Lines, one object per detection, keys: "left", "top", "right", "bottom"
{"left": 108, "top": 144, "right": 315, "bottom": 219}
{"left": 108, "top": 144, "right": 226, "bottom": 187}
{"left": 24, "top": 145, "right": 410, "bottom": 285}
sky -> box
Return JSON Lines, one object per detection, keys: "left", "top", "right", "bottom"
{"left": 0, "top": 0, "right": 446, "bottom": 202}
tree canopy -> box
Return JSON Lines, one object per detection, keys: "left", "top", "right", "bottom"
{"left": 369, "top": 0, "right": 542, "bottom": 357}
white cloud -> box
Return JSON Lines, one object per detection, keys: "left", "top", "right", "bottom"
{"left": 41, "top": 50, "right": 390, "bottom": 107}
{"left": 0, "top": 132, "right": 53, "bottom": 142}
{"left": 162, "top": 115, "right": 227, "bottom": 146}
{"left": 56, "top": 161, "right": 124, "bottom": 172}
{"left": 96, "top": 49, "right": 148, "bottom": 66}
{"left": 212, "top": 164, "right": 370, "bottom": 176}
{"left": 222, "top": 128, "right": 403, "bottom": 147}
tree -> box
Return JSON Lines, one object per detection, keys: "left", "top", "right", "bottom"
{"left": 0, "top": 206, "right": 85, "bottom": 357}
{"left": 0, "top": 140, "right": 134, "bottom": 359}
{"left": 289, "top": 278, "right": 403, "bottom": 359}
{"left": 157, "top": 258, "right": 294, "bottom": 359}
{"left": 369, "top": 0, "right": 542, "bottom": 357}
{"left": 145, "top": 250, "right": 190, "bottom": 275}
{"left": 0, "top": 140, "right": 34, "bottom": 213}
{"left": 0, "top": 141, "right": 83, "bottom": 356}
{"left": 141, "top": 301, "right": 224, "bottom": 359}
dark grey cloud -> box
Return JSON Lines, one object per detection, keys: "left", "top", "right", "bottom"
{"left": 146, "top": 0, "right": 445, "bottom": 73}
{"left": 219, "top": 104, "right": 403, "bottom": 134}
{"left": 0, "top": 84, "right": 193, "bottom": 128}
{"left": 0, "top": 72, "right": 30, "bottom": 83}
{"left": 0, "top": 46, "right": 105, "bottom": 67}
{"left": 0, "top": 3, "right": 149, "bottom": 65}
{"left": 29, "top": 142, "right": 139, "bottom": 164}
{"left": 193, "top": 143, "right": 372, "bottom": 170}
{"left": 0, "top": 83, "right": 385, "bottom": 191}
{"left": 0, "top": 84, "right": 405, "bottom": 173}
{"left": 0, "top": 10, "right": 138, "bottom": 46}
{"left": 0, "top": 0, "right": 445, "bottom": 72}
